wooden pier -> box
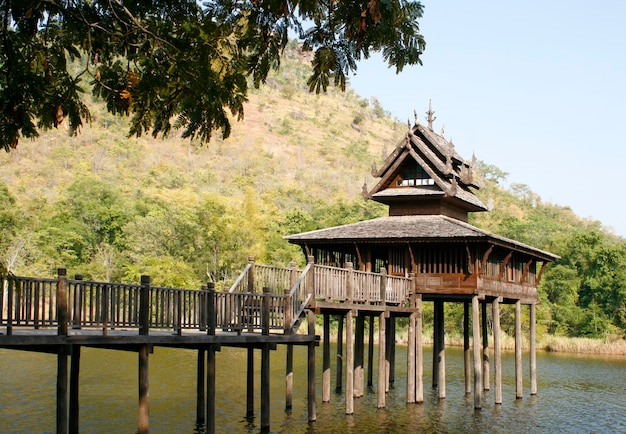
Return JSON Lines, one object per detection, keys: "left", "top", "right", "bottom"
{"left": 2, "top": 254, "right": 545, "bottom": 433}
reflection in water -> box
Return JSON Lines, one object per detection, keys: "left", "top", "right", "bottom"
{"left": 1, "top": 345, "right": 625, "bottom": 433}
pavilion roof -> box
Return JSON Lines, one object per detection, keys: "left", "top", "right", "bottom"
{"left": 285, "top": 214, "right": 559, "bottom": 261}
{"left": 367, "top": 105, "right": 488, "bottom": 212}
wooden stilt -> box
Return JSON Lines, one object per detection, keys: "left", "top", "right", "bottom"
{"left": 436, "top": 302, "right": 445, "bottom": 399}
{"left": 196, "top": 348, "right": 206, "bottom": 429}
{"left": 323, "top": 314, "right": 331, "bottom": 402}
{"left": 515, "top": 300, "right": 523, "bottom": 399}
{"left": 416, "top": 295, "right": 424, "bottom": 403}
{"left": 346, "top": 310, "right": 354, "bottom": 415}
{"left": 286, "top": 344, "right": 293, "bottom": 410}
{"left": 377, "top": 312, "right": 386, "bottom": 408}
{"left": 472, "top": 295, "right": 482, "bottom": 409}
{"left": 307, "top": 310, "right": 317, "bottom": 422}
{"left": 463, "top": 302, "right": 471, "bottom": 395}
{"left": 354, "top": 315, "right": 365, "bottom": 398}
{"left": 138, "top": 345, "right": 150, "bottom": 434}
{"left": 432, "top": 300, "right": 441, "bottom": 389}
{"left": 530, "top": 303, "right": 537, "bottom": 395}
{"left": 69, "top": 345, "right": 81, "bottom": 434}
{"left": 367, "top": 316, "right": 375, "bottom": 388}
{"left": 493, "top": 298, "right": 502, "bottom": 405}
{"left": 57, "top": 347, "right": 69, "bottom": 434}
{"left": 482, "top": 302, "right": 490, "bottom": 391}
{"left": 407, "top": 308, "right": 416, "bottom": 403}
{"left": 261, "top": 344, "right": 271, "bottom": 432}
{"left": 336, "top": 314, "right": 344, "bottom": 393}
{"left": 246, "top": 348, "right": 254, "bottom": 418}
{"left": 387, "top": 316, "right": 396, "bottom": 391}
{"left": 206, "top": 345, "right": 216, "bottom": 434}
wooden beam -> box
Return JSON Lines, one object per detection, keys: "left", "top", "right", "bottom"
{"left": 530, "top": 303, "right": 537, "bottom": 395}
{"left": 69, "top": 345, "right": 81, "bottom": 434}
{"left": 377, "top": 312, "right": 386, "bottom": 408}
{"left": 481, "top": 302, "right": 490, "bottom": 391}
{"left": 346, "top": 310, "right": 354, "bottom": 415}
{"left": 463, "top": 302, "right": 471, "bottom": 395}
{"left": 138, "top": 344, "right": 150, "bottom": 434}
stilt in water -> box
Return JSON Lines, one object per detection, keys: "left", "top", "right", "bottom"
{"left": 472, "top": 295, "right": 483, "bottom": 409}
{"left": 286, "top": 344, "right": 294, "bottom": 410}
{"left": 530, "top": 303, "right": 537, "bottom": 396}
{"left": 323, "top": 314, "right": 331, "bottom": 402}
{"left": 482, "top": 302, "right": 490, "bottom": 391}
{"left": 377, "top": 312, "right": 386, "bottom": 408}
{"left": 367, "top": 316, "right": 375, "bottom": 388}
{"left": 515, "top": 300, "right": 523, "bottom": 399}
{"left": 463, "top": 302, "right": 471, "bottom": 395}
{"left": 493, "top": 297, "right": 502, "bottom": 405}
{"left": 416, "top": 295, "right": 424, "bottom": 403}
{"left": 307, "top": 310, "right": 317, "bottom": 422}
{"left": 354, "top": 315, "right": 365, "bottom": 398}
{"left": 336, "top": 314, "right": 344, "bottom": 393}
{"left": 196, "top": 348, "right": 206, "bottom": 430}
{"left": 346, "top": 310, "right": 354, "bottom": 415}
{"left": 246, "top": 348, "right": 254, "bottom": 418}
{"left": 436, "top": 301, "right": 445, "bottom": 399}
{"left": 69, "top": 345, "right": 81, "bottom": 434}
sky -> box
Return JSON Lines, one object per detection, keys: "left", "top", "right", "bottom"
{"left": 348, "top": 0, "right": 626, "bottom": 237}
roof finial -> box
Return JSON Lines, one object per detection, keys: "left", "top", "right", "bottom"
{"left": 440, "top": 125, "right": 445, "bottom": 138}
{"left": 414, "top": 109, "right": 418, "bottom": 125}
{"left": 426, "top": 99, "right": 436, "bottom": 130}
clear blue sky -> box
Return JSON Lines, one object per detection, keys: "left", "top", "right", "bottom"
{"left": 349, "top": 0, "right": 626, "bottom": 237}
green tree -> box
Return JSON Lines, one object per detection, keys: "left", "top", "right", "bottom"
{"left": 1, "top": 0, "right": 425, "bottom": 151}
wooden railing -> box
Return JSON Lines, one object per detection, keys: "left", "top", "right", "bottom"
{"left": 0, "top": 270, "right": 289, "bottom": 336}
{"left": 1, "top": 260, "right": 413, "bottom": 337}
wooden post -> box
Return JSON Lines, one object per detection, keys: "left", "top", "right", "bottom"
{"left": 346, "top": 262, "right": 354, "bottom": 302}
{"left": 58, "top": 268, "right": 69, "bottom": 336}
{"left": 286, "top": 344, "right": 293, "bottom": 410}
{"left": 261, "top": 344, "right": 271, "bottom": 432}
{"left": 138, "top": 345, "right": 150, "bottom": 434}
{"left": 246, "top": 348, "right": 254, "bottom": 418}
{"left": 207, "top": 282, "right": 215, "bottom": 335}
{"left": 346, "top": 310, "right": 354, "bottom": 415}
{"left": 139, "top": 275, "right": 150, "bottom": 336}
{"left": 196, "top": 348, "right": 206, "bottom": 429}
{"left": 307, "top": 310, "right": 317, "bottom": 422}
{"left": 262, "top": 287, "right": 270, "bottom": 336}
{"left": 6, "top": 276, "right": 13, "bottom": 335}
{"left": 284, "top": 287, "right": 293, "bottom": 334}
{"left": 336, "top": 314, "right": 344, "bottom": 393}
{"left": 323, "top": 313, "right": 331, "bottom": 402}
{"left": 57, "top": 269, "right": 69, "bottom": 434}
{"left": 530, "top": 303, "right": 538, "bottom": 395}
{"left": 69, "top": 345, "right": 81, "bottom": 434}
{"left": 463, "top": 302, "right": 471, "bottom": 395}
{"left": 247, "top": 256, "right": 255, "bottom": 292}
{"left": 379, "top": 267, "right": 387, "bottom": 306}
{"left": 206, "top": 345, "right": 216, "bottom": 434}
{"left": 73, "top": 274, "right": 83, "bottom": 329}
{"left": 306, "top": 256, "right": 315, "bottom": 301}
{"left": 472, "top": 295, "right": 482, "bottom": 409}
{"left": 416, "top": 294, "right": 423, "bottom": 403}
{"left": 354, "top": 314, "right": 365, "bottom": 398}
{"left": 482, "top": 301, "right": 490, "bottom": 391}
{"left": 493, "top": 297, "right": 502, "bottom": 405}
{"left": 174, "top": 290, "right": 182, "bottom": 336}
{"left": 515, "top": 300, "right": 523, "bottom": 399}
{"left": 367, "top": 316, "right": 375, "bottom": 388}
{"left": 377, "top": 312, "right": 386, "bottom": 408}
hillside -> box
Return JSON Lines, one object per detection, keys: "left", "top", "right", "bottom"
{"left": 1, "top": 43, "right": 624, "bottom": 339}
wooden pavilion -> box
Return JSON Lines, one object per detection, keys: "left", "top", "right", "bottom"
{"left": 286, "top": 103, "right": 559, "bottom": 408}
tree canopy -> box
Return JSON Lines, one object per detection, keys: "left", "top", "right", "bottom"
{"left": 0, "top": 0, "right": 425, "bottom": 151}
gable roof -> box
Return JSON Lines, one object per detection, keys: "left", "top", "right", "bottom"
{"left": 285, "top": 214, "right": 559, "bottom": 261}
{"left": 367, "top": 115, "right": 488, "bottom": 213}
